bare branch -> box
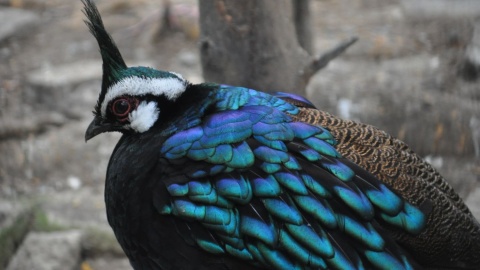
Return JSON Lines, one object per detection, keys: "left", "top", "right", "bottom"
{"left": 302, "top": 36, "right": 358, "bottom": 83}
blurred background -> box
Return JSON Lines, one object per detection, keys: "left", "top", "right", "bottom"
{"left": 0, "top": 0, "right": 479, "bottom": 269}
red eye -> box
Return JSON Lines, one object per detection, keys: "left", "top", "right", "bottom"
{"left": 112, "top": 99, "right": 131, "bottom": 117}
{"left": 111, "top": 97, "right": 138, "bottom": 121}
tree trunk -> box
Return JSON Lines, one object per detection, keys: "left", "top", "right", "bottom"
{"left": 199, "top": 0, "right": 356, "bottom": 96}
{"left": 199, "top": 0, "right": 309, "bottom": 94}
{"left": 293, "top": 0, "right": 313, "bottom": 54}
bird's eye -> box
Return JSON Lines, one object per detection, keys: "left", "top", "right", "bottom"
{"left": 112, "top": 99, "right": 131, "bottom": 117}
{"left": 110, "top": 97, "right": 140, "bottom": 122}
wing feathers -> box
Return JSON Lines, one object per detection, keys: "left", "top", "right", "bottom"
{"left": 156, "top": 96, "right": 427, "bottom": 269}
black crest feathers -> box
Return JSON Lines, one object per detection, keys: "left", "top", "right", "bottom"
{"left": 82, "top": 0, "right": 127, "bottom": 115}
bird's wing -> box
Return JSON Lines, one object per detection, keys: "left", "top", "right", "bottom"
{"left": 156, "top": 103, "right": 429, "bottom": 269}
{"left": 283, "top": 102, "right": 480, "bottom": 268}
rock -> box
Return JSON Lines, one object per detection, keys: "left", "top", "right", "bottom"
{"left": 402, "top": 0, "right": 480, "bottom": 19}
{"left": 461, "top": 20, "right": 480, "bottom": 81}
{"left": 0, "top": 200, "right": 30, "bottom": 231}
{"left": 0, "top": 8, "right": 39, "bottom": 42}
{"left": 27, "top": 60, "right": 102, "bottom": 89}
{"left": 307, "top": 56, "right": 479, "bottom": 157}
{"left": 471, "top": 117, "right": 480, "bottom": 158}
{"left": 27, "top": 60, "right": 156, "bottom": 89}
{"left": 84, "top": 257, "right": 131, "bottom": 270}
{"left": 41, "top": 188, "right": 109, "bottom": 229}
{"left": 0, "top": 200, "right": 34, "bottom": 270}
{"left": 434, "top": 157, "right": 480, "bottom": 200}
{"left": 67, "top": 175, "right": 82, "bottom": 190}
{"left": 82, "top": 227, "right": 125, "bottom": 258}
{"left": 0, "top": 112, "right": 67, "bottom": 140}
{"left": 177, "top": 50, "right": 198, "bottom": 67}
{"left": 7, "top": 230, "right": 83, "bottom": 270}
{"left": 466, "top": 20, "right": 480, "bottom": 65}
{"left": 24, "top": 61, "right": 103, "bottom": 115}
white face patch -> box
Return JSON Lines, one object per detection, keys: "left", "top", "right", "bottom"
{"left": 101, "top": 75, "right": 187, "bottom": 116}
{"left": 128, "top": 101, "right": 159, "bottom": 133}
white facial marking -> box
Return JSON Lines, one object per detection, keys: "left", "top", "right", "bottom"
{"left": 101, "top": 75, "right": 186, "bottom": 116}
{"left": 169, "top": 71, "right": 184, "bottom": 80}
{"left": 128, "top": 101, "right": 159, "bottom": 133}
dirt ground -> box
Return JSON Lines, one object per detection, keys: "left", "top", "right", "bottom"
{"left": 0, "top": 0, "right": 479, "bottom": 269}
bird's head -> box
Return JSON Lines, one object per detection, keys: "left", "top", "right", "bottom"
{"left": 83, "top": 0, "right": 188, "bottom": 141}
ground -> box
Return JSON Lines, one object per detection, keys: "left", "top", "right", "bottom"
{"left": 0, "top": 0, "right": 479, "bottom": 269}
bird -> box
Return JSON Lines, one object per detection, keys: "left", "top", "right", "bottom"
{"left": 82, "top": 0, "right": 480, "bottom": 269}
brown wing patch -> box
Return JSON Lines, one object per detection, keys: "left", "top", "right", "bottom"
{"left": 292, "top": 107, "right": 480, "bottom": 267}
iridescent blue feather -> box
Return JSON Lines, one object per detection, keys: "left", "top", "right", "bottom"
{"left": 156, "top": 85, "right": 427, "bottom": 269}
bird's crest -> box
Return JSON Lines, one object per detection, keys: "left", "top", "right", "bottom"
{"left": 82, "top": 0, "right": 127, "bottom": 116}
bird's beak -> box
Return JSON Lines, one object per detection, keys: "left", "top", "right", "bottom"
{"left": 85, "top": 116, "right": 114, "bottom": 142}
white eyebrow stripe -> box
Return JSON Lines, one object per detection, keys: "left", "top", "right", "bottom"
{"left": 101, "top": 76, "right": 187, "bottom": 116}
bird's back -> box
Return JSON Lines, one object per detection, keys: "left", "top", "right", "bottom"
{"left": 288, "top": 102, "right": 480, "bottom": 269}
